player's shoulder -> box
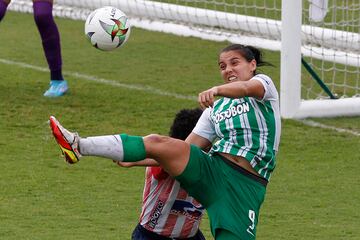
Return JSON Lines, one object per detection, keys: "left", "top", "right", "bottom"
{"left": 252, "top": 73, "right": 274, "bottom": 85}
{"left": 252, "top": 74, "right": 278, "bottom": 93}
{"left": 252, "top": 74, "right": 279, "bottom": 101}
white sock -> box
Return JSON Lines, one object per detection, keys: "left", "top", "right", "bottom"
{"left": 79, "top": 135, "right": 124, "bottom": 161}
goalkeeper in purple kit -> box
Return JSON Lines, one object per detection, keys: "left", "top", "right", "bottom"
{"left": 0, "top": 0, "right": 68, "bottom": 97}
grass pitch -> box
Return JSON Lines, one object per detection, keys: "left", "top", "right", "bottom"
{"left": 0, "top": 11, "right": 359, "bottom": 240}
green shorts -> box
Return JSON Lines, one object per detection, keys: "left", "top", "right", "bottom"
{"left": 175, "top": 145, "right": 267, "bottom": 240}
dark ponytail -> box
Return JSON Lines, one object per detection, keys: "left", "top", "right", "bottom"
{"left": 244, "top": 45, "right": 273, "bottom": 67}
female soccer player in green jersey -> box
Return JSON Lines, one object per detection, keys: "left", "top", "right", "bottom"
{"left": 50, "top": 44, "right": 281, "bottom": 240}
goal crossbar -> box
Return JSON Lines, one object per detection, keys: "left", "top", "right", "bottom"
{"left": 8, "top": 0, "right": 360, "bottom": 118}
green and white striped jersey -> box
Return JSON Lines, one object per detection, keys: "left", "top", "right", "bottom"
{"left": 193, "top": 74, "right": 281, "bottom": 181}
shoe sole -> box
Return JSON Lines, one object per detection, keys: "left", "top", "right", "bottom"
{"left": 43, "top": 88, "right": 68, "bottom": 97}
{"left": 50, "top": 116, "right": 79, "bottom": 164}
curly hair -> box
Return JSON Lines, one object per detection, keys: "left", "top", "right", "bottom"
{"left": 169, "top": 108, "right": 203, "bottom": 140}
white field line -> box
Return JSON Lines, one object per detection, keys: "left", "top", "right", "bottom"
{"left": 1, "top": 58, "right": 359, "bottom": 137}
{"left": 0, "top": 58, "right": 196, "bottom": 101}
{"left": 298, "top": 119, "right": 360, "bottom": 137}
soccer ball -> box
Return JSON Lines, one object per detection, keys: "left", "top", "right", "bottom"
{"left": 85, "top": 6, "right": 131, "bottom": 51}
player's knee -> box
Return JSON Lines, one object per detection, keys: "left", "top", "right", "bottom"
{"left": 144, "top": 134, "right": 170, "bottom": 145}
{"left": 33, "top": 9, "right": 53, "bottom": 27}
{"left": 143, "top": 134, "right": 173, "bottom": 158}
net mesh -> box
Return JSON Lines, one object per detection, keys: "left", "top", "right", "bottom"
{"left": 302, "top": 0, "right": 360, "bottom": 99}
{"left": 8, "top": 0, "right": 360, "bottom": 100}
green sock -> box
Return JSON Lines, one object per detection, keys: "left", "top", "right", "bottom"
{"left": 119, "top": 134, "right": 146, "bottom": 162}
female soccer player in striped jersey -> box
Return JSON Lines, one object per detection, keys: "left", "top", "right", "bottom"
{"left": 0, "top": 0, "right": 68, "bottom": 97}
{"left": 50, "top": 43, "right": 281, "bottom": 240}
{"left": 116, "top": 108, "right": 206, "bottom": 240}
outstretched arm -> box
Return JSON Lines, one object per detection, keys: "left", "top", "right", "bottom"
{"left": 198, "top": 79, "right": 265, "bottom": 109}
{"left": 114, "top": 158, "right": 159, "bottom": 168}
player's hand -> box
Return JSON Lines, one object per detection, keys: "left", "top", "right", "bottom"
{"left": 113, "top": 160, "right": 134, "bottom": 168}
{"left": 198, "top": 86, "right": 218, "bottom": 109}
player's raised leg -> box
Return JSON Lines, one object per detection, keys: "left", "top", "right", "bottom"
{"left": 142, "top": 134, "right": 190, "bottom": 176}
{"left": 33, "top": 0, "right": 68, "bottom": 97}
{"left": 49, "top": 116, "right": 190, "bottom": 176}
{"left": 0, "top": 0, "right": 10, "bottom": 21}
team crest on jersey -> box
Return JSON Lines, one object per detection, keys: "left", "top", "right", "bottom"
{"left": 214, "top": 102, "right": 250, "bottom": 123}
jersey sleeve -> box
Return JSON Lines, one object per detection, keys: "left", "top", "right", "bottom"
{"left": 251, "top": 74, "right": 279, "bottom": 101}
{"left": 192, "top": 107, "right": 217, "bottom": 142}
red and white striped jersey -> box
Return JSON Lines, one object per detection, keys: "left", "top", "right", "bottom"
{"left": 139, "top": 166, "right": 204, "bottom": 238}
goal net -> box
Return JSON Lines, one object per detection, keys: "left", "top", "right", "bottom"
{"left": 282, "top": 0, "right": 360, "bottom": 118}
{"left": 8, "top": 0, "right": 360, "bottom": 118}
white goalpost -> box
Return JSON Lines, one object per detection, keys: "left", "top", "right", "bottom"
{"left": 281, "top": 0, "right": 360, "bottom": 118}
{"left": 8, "top": 0, "right": 360, "bottom": 118}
